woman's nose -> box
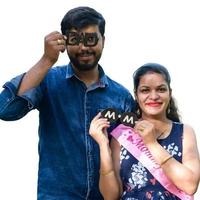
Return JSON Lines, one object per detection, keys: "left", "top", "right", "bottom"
{"left": 149, "top": 91, "right": 159, "bottom": 99}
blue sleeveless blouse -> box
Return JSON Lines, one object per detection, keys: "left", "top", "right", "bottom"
{"left": 120, "top": 122, "right": 183, "bottom": 200}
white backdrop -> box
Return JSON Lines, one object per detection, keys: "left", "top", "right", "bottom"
{"left": 0, "top": 0, "right": 199, "bottom": 199}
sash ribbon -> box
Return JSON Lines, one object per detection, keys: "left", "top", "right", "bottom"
{"left": 111, "top": 124, "right": 194, "bottom": 200}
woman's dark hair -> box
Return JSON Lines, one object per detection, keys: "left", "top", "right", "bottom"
{"left": 61, "top": 6, "right": 105, "bottom": 36}
{"left": 133, "top": 63, "right": 180, "bottom": 122}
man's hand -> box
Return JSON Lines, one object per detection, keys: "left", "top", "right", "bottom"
{"left": 43, "top": 31, "right": 66, "bottom": 64}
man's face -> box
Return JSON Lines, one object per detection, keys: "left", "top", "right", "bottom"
{"left": 65, "top": 25, "right": 105, "bottom": 71}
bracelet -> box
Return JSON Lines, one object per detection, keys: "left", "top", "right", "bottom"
{"left": 160, "top": 155, "right": 173, "bottom": 166}
{"left": 100, "top": 169, "right": 114, "bottom": 176}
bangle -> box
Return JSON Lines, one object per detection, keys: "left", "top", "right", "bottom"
{"left": 100, "top": 169, "right": 114, "bottom": 176}
{"left": 160, "top": 155, "right": 173, "bottom": 166}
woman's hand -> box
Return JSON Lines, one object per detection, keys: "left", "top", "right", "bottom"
{"left": 134, "top": 120, "right": 157, "bottom": 145}
{"left": 89, "top": 113, "right": 110, "bottom": 146}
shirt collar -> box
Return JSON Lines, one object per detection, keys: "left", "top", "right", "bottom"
{"left": 65, "top": 63, "right": 108, "bottom": 88}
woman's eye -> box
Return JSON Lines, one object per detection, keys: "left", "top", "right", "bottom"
{"left": 140, "top": 88, "right": 149, "bottom": 93}
{"left": 158, "top": 87, "right": 167, "bottom": 92}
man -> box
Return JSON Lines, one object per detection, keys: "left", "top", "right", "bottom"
{"left": 0, "top": 6, "right": 135, "bottom": 199}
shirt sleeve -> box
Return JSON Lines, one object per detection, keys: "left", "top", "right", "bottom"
{"left": 124, "top": 92, "right": 136, "bottom": 113}
{"left": 0, "top": 73, "right": 43, "bottom": 121}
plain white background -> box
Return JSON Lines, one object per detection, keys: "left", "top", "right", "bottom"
{"left": 0, "top": 0, "right": 199, "bottom": 199}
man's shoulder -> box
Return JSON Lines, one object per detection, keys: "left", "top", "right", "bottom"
{"left": 105, "top": 75, "right": 131, "bottom": 94}
{"left": 48, "top": 65, "right": 67, "bottom": 73}
{"left": 40, "top": 65, "right": 68, "bottom": 87}
{"left": 46, "top": 65, "right": 68, "bottom": 78}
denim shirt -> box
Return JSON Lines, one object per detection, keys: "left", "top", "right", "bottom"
{"left": 0, "top": 63, "right": 135, "bottom": 200}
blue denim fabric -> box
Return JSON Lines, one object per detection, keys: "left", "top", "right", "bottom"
{"left": 0, "top": 63, "right": 135, "bottom": 200}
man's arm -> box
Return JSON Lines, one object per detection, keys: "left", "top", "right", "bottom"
{"left": 17, "top": 31, "right": 65, "bottom": 95}
{"left": 0, "top": 31, "right": 65, "bottom": 121}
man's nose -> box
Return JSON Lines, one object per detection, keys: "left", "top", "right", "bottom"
{"left": 78, "top": 42, "right": 89, "bottom": 49}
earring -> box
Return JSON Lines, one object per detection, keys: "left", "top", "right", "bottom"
{"left": 167, "top": 106, "right": 170, "bottom": 114}
{"left": 136, "top": 108, "right": 141, "bottom": 116}
{"left": 167, "top": 100, "right": 171, "bottom": 114}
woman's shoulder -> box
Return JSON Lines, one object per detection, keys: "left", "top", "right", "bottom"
{"left": 172, "top": 122, "right": 196, "bottom": 139}
{"left": 173, "top": 122, "right": 194, "bottom": 131}
{"left": 183, "top": 123, "right": 194, "bottom": 131}
{"left": 183, "top": 123, "right": 196, "bottom": 139}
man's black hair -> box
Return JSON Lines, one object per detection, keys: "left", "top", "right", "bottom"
{"left": 61, "top": 6, "right": 105, "bottom": 36}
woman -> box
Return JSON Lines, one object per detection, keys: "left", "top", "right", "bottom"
{"left": 89, "top": 63, "right": 200, "bottom": 200}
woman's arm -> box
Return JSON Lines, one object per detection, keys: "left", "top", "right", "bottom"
{"left": 110, "top": 138, "right": 123, "bottom": 197}
{"left": 146, "top": 124, "right": 200, "bottom": 195}
{"left": 98, "top": 140, "right": 121, "bottom": 200}
{"left": 89, "top": 113, "right": 122, "bottom": 200}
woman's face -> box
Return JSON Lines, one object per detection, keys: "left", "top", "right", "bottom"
{"left": 136, "top": 72, "right": 171, "bottom": 118}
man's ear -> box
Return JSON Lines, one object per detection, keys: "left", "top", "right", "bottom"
{"left": 102, "top": 36, "right": 105, "bottom": 48}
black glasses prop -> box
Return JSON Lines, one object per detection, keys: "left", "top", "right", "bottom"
{"left": 101, "top": 108, "right": 138, "bottom": 128}
{"left": 66, "top": 32, "right": 99, "bottom": 47}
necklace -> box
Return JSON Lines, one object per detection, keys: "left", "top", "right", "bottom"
{"left": 157, "top": 129, "right": 167, "bottom": 139}
{"left": 157, "top": 130, "right": 166, "bottom": 139}
{"left": 155, "top": 121, "right": 172, "bottom": 140}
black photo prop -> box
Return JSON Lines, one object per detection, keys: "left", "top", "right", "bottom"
{"left": 66, "top": 32, "right": 99, "bottom": 47}
{"left": 101, "top": 108, "right": 138, "bottom": 128}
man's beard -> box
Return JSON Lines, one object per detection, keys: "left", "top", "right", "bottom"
{"left": 68, "top": 50, "right": 102, "bottom": 71}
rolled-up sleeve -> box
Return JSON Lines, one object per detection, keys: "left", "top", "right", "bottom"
{"left": 0, "top": 74, "right": 43, "bottom": 121}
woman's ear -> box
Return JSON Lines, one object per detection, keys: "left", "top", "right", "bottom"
{"left": 134, "top": 90, "right": 138, "bottom": 101}
{"left": 169, "top": 88, "right": 172, "bottom": 98}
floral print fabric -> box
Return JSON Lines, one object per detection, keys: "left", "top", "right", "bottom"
{"left": 120, "top": 122, "right": 183, "bottom": 200}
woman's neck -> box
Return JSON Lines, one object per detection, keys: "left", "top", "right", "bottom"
{"left": 141, "top": 114, "right": 172, "bottom": 139}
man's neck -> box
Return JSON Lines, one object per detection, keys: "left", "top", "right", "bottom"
{"left": 74, "top": 66, "right": 99, "bottom": 87}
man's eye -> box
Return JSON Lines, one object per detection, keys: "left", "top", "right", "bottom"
{"left": 84, "top": 33, "right": 98, "bottom": 46}
{"left": 87, "top": 36, "right": 95, "bottom": 42}
{"left": 86, "top": 36, "right": 97, "bottom": 46}
{"left": 69, "top": 37, "right": 78, "bottom": 43}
